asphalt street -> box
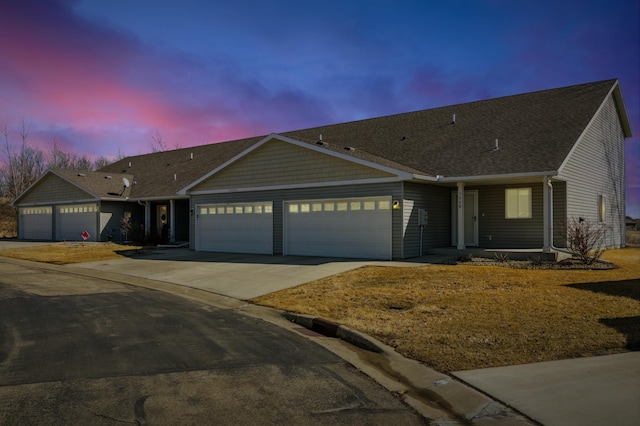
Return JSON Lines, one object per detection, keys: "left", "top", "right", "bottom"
{"left": 0, "top": 260, "right": 427, "bottom": 425}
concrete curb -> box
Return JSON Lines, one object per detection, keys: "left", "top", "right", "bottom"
{"left": 284, "top": 312, "right": 535, "bottom": 425}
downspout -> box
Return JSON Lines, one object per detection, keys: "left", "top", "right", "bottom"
{"left": 544, "top": 176, "right": 569, "bottom": 254}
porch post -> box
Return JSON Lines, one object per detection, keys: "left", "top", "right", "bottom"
{"left": 169, "top": 199, "right": 175, "bottom": 243}
{"left": 457, "top": 181, "right": 465, "bottom": 249}
{"left": 144, "top": 201, "right": 151, "bottom": 236}
{"left": 543, "top": 176, "right": 551, "bottom": 253}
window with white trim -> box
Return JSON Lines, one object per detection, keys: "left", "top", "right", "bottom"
{"left": 505, "top": 188, "right": 532, "bottom": 219}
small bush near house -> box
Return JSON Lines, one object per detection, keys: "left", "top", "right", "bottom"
{"left": 565, "top": 217, "right": 608, "bottom": 265}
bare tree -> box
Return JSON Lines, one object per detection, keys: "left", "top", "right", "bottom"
{"left": 150, "top": 130, "right": 169, "bottom": 153}
{"left": 49, "top": 138, "right": 95, "bottom": 171}
{"left": 0, "top": 121, "right": 46, "bottom": 199}
{"left": 0, "top": 121, "right": 120, "bottom": 199}
{"left": 150, "top": 130, "right": 181, "bottom": 153}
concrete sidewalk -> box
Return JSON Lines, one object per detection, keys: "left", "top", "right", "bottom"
{"left": 453, "top": 352, "right": 640, "bottom": 426}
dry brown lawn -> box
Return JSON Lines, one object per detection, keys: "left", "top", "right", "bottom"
{"left": 628, "top": 229, "right": 640, "bottom": 247}
{"left": 2, "top": 241, "right": 638, "bottom": 373}
{"left": 252, "top": 248, "right": 640, "bottom": 372}
{"left": 0, "top": 242, "right": 141, "bottom": 264}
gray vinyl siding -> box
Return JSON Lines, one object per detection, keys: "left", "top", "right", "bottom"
{"left": 474, "top": 183, "right": 545, "bottom": 249}
{"left": 552, "top": 180, "right": 567, "bottom": 247}
{"left": 18, "top": 174, "right": 94, "bottom": 205}
{"left": 403, "top": 182, "right": 451, "bottom": 257}
{"left": 96, "top": 201, "right": 145, "bottom": 242}
{"left": 558, "top": 94, "right": 626, "bottom": 247}
{"left": 191, "top": 139, "right": 394, "bottom": 192}
{"left": 99, "top": 201, "right": 127, "bottom": 241}
{"left": 190, "top": 182, "right": 404, "bottom": 257}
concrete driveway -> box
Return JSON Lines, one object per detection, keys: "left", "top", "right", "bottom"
{"left": 74, "top": 248, "right": 449, "bottom": 299}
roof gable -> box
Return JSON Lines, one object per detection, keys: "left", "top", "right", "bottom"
{"left": 13, "top": 169, "right": 135, "bottom": 205}
{"left": 14, "top": 170, "right": 96, "bottom": 205}
{"left": 184, "top": 135, "right": 403, "bottom": 193}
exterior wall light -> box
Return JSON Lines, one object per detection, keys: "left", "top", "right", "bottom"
{"left": 392, "top": 200, "right": 401, "bottom": 210}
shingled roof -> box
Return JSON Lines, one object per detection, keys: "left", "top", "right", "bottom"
{"left": 54, "top": 169, "right": 135, "bottom": 199}
{"left": 100, "top": 79, "right": 629, "bottom": 199}
{"left": 285, "top": 79, "right": 629, "bottom": 177}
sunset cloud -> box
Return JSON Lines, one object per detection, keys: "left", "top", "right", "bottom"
{"left": 0, "top": 0, "right": 638, "bottom": 215}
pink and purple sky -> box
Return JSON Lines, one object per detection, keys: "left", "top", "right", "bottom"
{"left": 1, "top": 0, "right": 639, "bottom": 216}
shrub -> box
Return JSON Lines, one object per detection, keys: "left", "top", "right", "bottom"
{"left": 565, "top": 217, "right": 608, "bottom": 265}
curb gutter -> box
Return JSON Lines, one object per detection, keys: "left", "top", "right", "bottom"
{"left": 284, "top": 312, "right": 536, "bottom": 426}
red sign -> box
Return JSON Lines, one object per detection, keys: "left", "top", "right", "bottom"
{"left": 81, "top": 231, "right": 90, "bottom": 241}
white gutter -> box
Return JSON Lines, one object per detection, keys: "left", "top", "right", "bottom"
{"left": 413, "top": 170, "right": 560, "bottom": 183}
{"left": 131, "top": 195, "right": 189, "bottom": 202}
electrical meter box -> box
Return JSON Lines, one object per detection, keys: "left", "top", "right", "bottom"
{"left": 418, "top": 209, "right": 428, "bottom": 226}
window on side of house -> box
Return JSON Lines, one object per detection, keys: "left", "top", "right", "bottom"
{"left": 505, "top": 188, "right": 532, "bottom": 219}
{"left": 598, "top": 194, "right": 607, "bottom": 223}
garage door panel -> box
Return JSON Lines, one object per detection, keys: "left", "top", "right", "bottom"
{"left": 57, "top": 204, "right": 98, "bottom": 241}
{"left": 197, "top": 202, "right": 273, "bottom": 254}
{"left": 285, "top": 197, "right": 391, "bottom": 260}
{"left": 20, "top": 207, "right": 53, "bottom": 240}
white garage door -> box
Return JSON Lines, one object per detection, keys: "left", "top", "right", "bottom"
{"left": 196, "top": 202, "right": 273, "bottom": 254}
{"left": 19, "top": 206, "right": 53, "bottom": 240}
{"left": 285, "top": 196, "right": 392, "bottom": 259}
{"left": 57, "top": 204, "right": 98, "bottom": 241}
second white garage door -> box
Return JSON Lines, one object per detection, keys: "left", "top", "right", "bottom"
{"left": 196, "top": 202, "right": 273, "bottom": 254}
{"left": 285, "top": 196, "right": 392, "bottom": 259}
{"left": 57, "top": 204, "right": 98, "bottom": 241}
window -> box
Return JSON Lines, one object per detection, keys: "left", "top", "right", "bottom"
{"left": 505, "top": 188, "right": 532, "bottom": 219}
{"left": 598, "top": 194, "right": 607, "bottom": 223}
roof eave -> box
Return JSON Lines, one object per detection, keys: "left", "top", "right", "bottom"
{"left": 412, "top": 171, "right": 559, "bottom": 185}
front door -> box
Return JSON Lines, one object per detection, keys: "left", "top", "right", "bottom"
{"left": 157, "top": 204, "right": 168, "bottom": 239}
{"left": 451, "top": 191, "right": 478, "bottom": 246}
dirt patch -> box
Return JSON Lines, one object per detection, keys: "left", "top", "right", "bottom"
{"left": 252, "top": 248, "right": 640, "bottom": 372}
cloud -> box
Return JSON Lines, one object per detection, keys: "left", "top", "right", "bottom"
{"left": 0, "top": 0, "right": 337, "bottom": 157}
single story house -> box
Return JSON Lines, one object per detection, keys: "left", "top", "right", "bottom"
{"left": 13, "top": 79, "right": 632, "bottom": 260}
